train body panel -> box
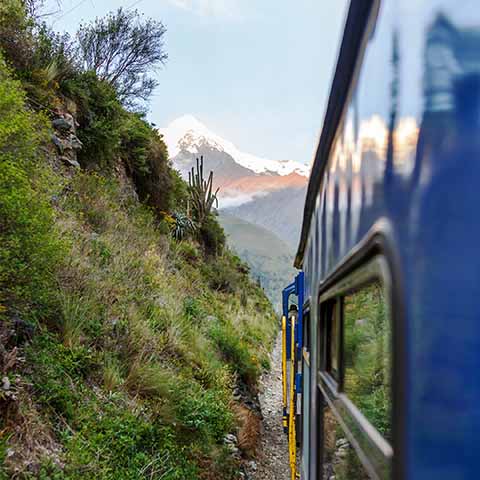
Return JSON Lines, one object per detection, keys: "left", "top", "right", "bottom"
{"left": 286, "top": 1, "right": 480, "bottom": 478}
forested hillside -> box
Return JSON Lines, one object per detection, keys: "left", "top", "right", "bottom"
{"left": 0, "top": 2, "right": 276, "bottom": 478}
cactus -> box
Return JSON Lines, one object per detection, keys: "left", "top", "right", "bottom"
{"left": 188, "top": 156, "right": 219, "bottom": 224}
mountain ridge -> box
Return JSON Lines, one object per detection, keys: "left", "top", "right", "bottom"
{"left": 161, "top": 114, "right": 310, "bottom": 178}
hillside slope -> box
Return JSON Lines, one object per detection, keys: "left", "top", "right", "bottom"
{"left": 219, "top": 213, "right": 297, "bottom": 310}
{"left": 0, "top": 6, "right": 277, "bottom": 478}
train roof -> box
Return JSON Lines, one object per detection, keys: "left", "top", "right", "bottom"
{"left": 294, "top": 2, "right": 376, "bottom": 269}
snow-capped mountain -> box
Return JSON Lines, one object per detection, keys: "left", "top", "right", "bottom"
{"left": 161, "top": 115, "right": 310, "bottom": 178}
{"left": 160, "top": 115, "right": 309, "bottom": 246}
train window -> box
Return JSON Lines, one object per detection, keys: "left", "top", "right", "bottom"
{"left": 343, "top": 282, "right": 392, "bottom": 441}
{"left": 303, "top": 309, "right": 311, "bottom": 351}
{"left": 318, "top": 257, "right": 393, "bottom": 479}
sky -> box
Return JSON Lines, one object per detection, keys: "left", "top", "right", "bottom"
{"left": 43, "top": 0, "right": 349, "bottom": 165}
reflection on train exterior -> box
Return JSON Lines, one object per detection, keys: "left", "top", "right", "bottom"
{"left": 283, "top": 1, "right": 480, "bottom": 479}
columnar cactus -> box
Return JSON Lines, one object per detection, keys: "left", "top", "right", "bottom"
{"left": 188, "top": 156, "right": 219, "bottom": 224}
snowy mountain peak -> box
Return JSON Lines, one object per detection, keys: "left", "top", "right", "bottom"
{"left": 160, "top": 115, "right": 309, "bottom": 177}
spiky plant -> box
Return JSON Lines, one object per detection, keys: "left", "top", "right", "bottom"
{"left": 171, "top": 211, "right": 196, "bottom": 240}
{"left": 188, "top": 156, "right": 219, "bottom": 224}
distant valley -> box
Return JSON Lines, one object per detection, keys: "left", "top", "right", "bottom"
{"left": 218, "top": 213, "right": 296, "bottom": 310}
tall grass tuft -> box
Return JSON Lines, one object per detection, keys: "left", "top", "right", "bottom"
{"left": 57, "top": 292, "right": 92, "bottom": 348}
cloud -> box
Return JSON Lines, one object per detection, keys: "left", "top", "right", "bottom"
{"left": 218, "top": 190, "right": 269, "bottom": 209}
{"left": 168, "top": 0, "right": 240, "bottom": 18}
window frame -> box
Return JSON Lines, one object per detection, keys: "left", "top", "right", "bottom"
{"left": 317, "top": 255, "right": 393, "bottom": 480}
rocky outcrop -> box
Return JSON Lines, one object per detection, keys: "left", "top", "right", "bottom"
{"left": 51, "top": 110, "right": 82, "bottom": 168}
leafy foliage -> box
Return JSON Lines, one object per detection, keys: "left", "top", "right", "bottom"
{"left": 0, "top": 1, "right": 79, "bottom": 105}
{"left": 0, "top": 55, "right": 64, "bottom": 314}
{"left": 199, "top": 214, "right": 226, "bottom": 256}
{"left": 64, "top": 71, "right": 124, "bottom": 168}
{"left": 77, "top": 8, "right": 167, "bottom": 106}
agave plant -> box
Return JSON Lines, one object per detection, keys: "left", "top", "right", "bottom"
{"left": 188, "top": 156, "right": 219, "bottom": 224}
{"left": 170, "top": 211, "right": 196, "bottom": 240}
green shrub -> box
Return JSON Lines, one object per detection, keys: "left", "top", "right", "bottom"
{"left": 210, "top": 323, "right": 259, "bottom": 385}
{"left": 177, "top": 242, "right": 200, "bottom": 263}
{"left": 0, "top": 54, "right": 64, "bottom": 315}
{"left": 201, "top": 255, "right": 241, "bottom": 294}
{"left": 176, "top": 385, "right": 233, "bottom": 441}
{"left": 199, "top": 214, "right": 225, "bottom": 256}
{"left": 64, "top": 71, "right": 124, "bottom": 169}
{"left": 63, "top": 402, "right": 199, "bottom": 479}
{"left": 0, "top": 1, "right": 79, "bottom": 106}
{"left": 29, "top": 333, "right": 94, "bottom": 421}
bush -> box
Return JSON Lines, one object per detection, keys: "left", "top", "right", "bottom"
{"left": 64, "top": 71, "right": 124, "bottom": 169}
{"left": 199, "top": 214, "right": 226, "bottom": 257}
{"left": 176, "top": 242, "right": 200, "bottom": 263}
{"left": 121, "top": 114, "right": 176, "bottom": 214}
{"left": 176, "top": 385, "right": 233, "bottom": 441}
{"left": 201, "top": 255, "right": 242, "bottom": 294}
{"left": 29, "top": 333, "right": 94, "bottom": 421}
{"left": 0, "top": 54, "right": 64, "bottom": 315}
{"left": 210, "top": 323, "right": 259, "bottom": 385}
{"left": 0, "top": 1, "right": 79, "bottom": 106}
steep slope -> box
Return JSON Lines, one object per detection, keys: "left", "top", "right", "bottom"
{"left": 0, "top": 45, "right": 277, "bottom": 479}
{"left": 218, "top": 213, "right": 297, "bottom": 310}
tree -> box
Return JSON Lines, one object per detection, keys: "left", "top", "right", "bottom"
{"left": 77, "top": 8, "right": 167, "bottom": 105}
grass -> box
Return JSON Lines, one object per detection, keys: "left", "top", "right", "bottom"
{"left": 1, "top": 170, "right": 277, "bottom": 478}
{"left": 0, "top": 31, "right": 277, "bottom": 477}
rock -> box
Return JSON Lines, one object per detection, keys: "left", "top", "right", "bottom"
{"left": 51, "top": 134, "right": 65, "bottom": 154}
{"left": 224, "top": 433, "right": 237, "bottom": 444}
{"left": 52, "top": 118, "right": 73, "bottom": 132}
{"left": 68, "top": 134, "right": 83, "bottom": 150}
{"left": 335, "top": 449, "right": 348, "bottom": 459}
{"left": 2, "top": 376, "right": 10, "bottom": 390}
{"left": 227, "top": 444, "right": 239, "bottom": 454}
{"left": 336, "top": 438, "right": 349, "bottom": 448}
{"left": 60, "top": 156, "right": 80, "bottom": 168}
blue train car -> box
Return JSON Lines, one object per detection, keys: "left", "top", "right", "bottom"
{"left": 282, "top": 1, "right": 480, "bottom": 479}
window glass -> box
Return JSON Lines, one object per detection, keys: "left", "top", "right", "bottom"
{"left": 322, "top": 403, "right": 370, "bottom": 480}
{"left": 325, "top": 302, "right": 340, "bottom": 380}
{"left": 343, "top": 282, "right": 391, "bottom": 441}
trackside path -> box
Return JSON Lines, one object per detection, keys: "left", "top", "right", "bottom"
{"left": 253, "top": 333, "right": 290, "bottom": 480}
